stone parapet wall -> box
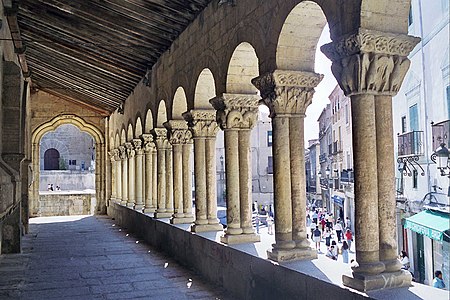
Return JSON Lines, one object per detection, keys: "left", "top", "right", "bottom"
{"left": 107, "top": 203, "right": 368, "bottom": 300}
{"left": 38, "top": 193, "right": 94, "bottom": 216}
{"left": 39, "top": 171, "right": 95, "bottom": 191}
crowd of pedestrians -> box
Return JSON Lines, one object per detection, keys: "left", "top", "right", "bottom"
{"left": 306, "top": 208, "right": 354, "bottom": 264}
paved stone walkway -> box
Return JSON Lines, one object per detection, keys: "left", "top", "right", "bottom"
{"left": 0, "top": 215, "right": 231, "bottom": 300}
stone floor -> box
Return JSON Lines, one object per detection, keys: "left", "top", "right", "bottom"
{"left": 0, "top": 215, "right": 231, "bottom": 300}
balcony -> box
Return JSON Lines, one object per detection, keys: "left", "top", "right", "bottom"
{"left": 332, "top": 141, "right": 342, "bottom": 154}
{"left": 432, "top": 120, "right": 449, "bottom": 150}
{"left": 397, "top": 131, "right": 424, "bottom": 157}
{"left": 340, "top": 169, "right": 354, "bottom": 184}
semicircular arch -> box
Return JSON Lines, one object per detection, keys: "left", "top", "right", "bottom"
{"left": 226, "top": 42, "right": 259, "bottom": 94}
{"left": 194, "top": 68, "right": 216, "bottom": 109}
{"left": 156, "top": 100, "right": 168, "bottom": 127}
{"left": 172, "top": 87, "right": 188, "bottom": 119}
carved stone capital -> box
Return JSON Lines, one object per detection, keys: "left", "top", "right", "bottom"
{"left": 321, "top": 29, "right": 420, "bottom": 96}
{"left": 252, "top": 70, "right": 323, "bottom": 117}
{"left": 141, "top": 134, "right": 155, "bottom": 153}
{"left": 152, "top": 128, "right": 169, "bottom": 149}
{"left": 132, "top": 139, "right": 143, "bottom": 155}
{"left": 183, "top": 109, "right": 219, "bottom": 138}
{"left": 124, "top": 142, "right": 135, "bottom": 158}
{"left": 118, "top": 145, "right": 127, "bottom": 160}
{"left": 164, "top": 120, "right": 193, "bottom": 145}
{"left": 210, "top": 93, "right": 260, "bottom": 130}
{"left": 109, "top": 149, "right": 120, "bottom": 162}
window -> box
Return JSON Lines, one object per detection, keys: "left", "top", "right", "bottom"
{"left": 345, "top": 104, "right": 349, "bottom": 124}
{"left": 401, "top": 116, "right": 407, "bottom": 133}
{"left": 267, "top": 131, "right": 272, "bottom": 147}
{"left": 267, "top": 156, "right": 273, "bottom": 174}
{"left": 69, "top": 160, "right": 77, "bottom": 166}
{"left": 408, "top": 5, "right": 413, "bottom": 26}
{"left": 412, "top": 170, "right": 418, "bottom": 189}
{"left": 409, "top": 104, "right": 419, "bottom": 131}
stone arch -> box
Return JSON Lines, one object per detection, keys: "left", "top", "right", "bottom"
{"left": 114, "top": 133, "right": 120, "bottom": 148}
{"left": 156, "top": 100, "right": 168, "bottom": 127}
{"left": 120, "top": 129, "right": 126, "bottom": 144}
{"left": 135, "top": 117, "right": 143, "bottom": 137}
{"left": 276, "top": 1, "right": 327, "bottom": 72}
{"left": 172, "top": 87, "right": 188, "bottom": 119}
{"left": 30, "top": 114, "right": 106, "bottom": 216}
{"left": 194, "top": 68, "right": 216, "bottom": 109}
{"left": 43, "top": 149, "right": 60, "bottom": 170}
{"left": 226, "top": 42, "right": 259, "bottom": 94}
{"left": 144, "top": 109, "right": 154, "bottom": 133}
{"left": 39, "top": 138, "right": 69, "bottom": 170}
{"left": 127, "top": 124, "right": 133, "bottom": 141}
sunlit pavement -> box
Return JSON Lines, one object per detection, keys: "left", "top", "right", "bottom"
{"left": 0, "top": 215, "right": 231, "bottom": 300}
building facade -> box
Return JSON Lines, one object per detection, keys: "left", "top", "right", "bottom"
{"left": 393, "top": 0, "right": 450, "bottom": 287}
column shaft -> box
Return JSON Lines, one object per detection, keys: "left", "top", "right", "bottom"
{"left": 193, "top": 137, "right": 208, "bottom": 225}
{"left": 165, "top": 146, "right": 174, "bottom": 213}
{"left": 224, "top": 130, "right": 242, "bottom": 235}
{"left": 172, "top": 144, "right": 184, "bottom": 218}
{"left": 351, "top": 94, "right": 384, "bottom": 275}
{"left": 121, "top": 158, "right": 128, "bottom": 206}
{"left": 144, "top": 151, "right": 154, "bottom": 213}
{"left": 290, "top": 115, "right": 309, "bottom": 248}
{"left": 182, "top": 143, "right": 193, "bottom": 219}
{"left": 135, "top": 153, "right": 144, "bottom": 210}
{"left": 116, "top": 157, "right": 122, "bottom": 203}
{"left": 272, "top": 116, "right": 295, "bottom": 249}
{"left": 127, "top": 154, "right": 135, "bottom": 208}
{"left": 205, "top": 137, "right": 219, "bottom": 225}
{"left": 152, "top": 149, "right": 158, "bottom": 210}
{"left": 376, "top": 95, "right": 402, "bottom": 272}
{"left": 155, "top": 146, "right": 167, "bottom": 214}
{"left": 238, "top": 129, "right": 253, "bottom": 234}
{"left": 110, "top": 159, "right": 116, "bottom": 202}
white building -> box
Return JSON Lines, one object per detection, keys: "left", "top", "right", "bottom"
{"left": 392, "top": 0, "right": 449, "bottom": 287}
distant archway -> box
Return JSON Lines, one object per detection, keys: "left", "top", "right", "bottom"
{"left": 44, "top": 148, "right": 60, "bottom": 170}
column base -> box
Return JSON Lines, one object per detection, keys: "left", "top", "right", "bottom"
{"left": 170, "top": 216, "right": 195, "bottom": 224}
{"left": 143, "top": 207, "right": 156, "bottom": 214}
{"left": 120, "top": 200, "right": 127, "bottom": 206}
{"left": 191, "top": 223, "right": 223, "bottom": 233}
{"left": 126, "top": 202, "right": 135, "bottom": 208}
{"left": 134, "top": 204, "right": 143, "bottom": 211}
{"left": 220, "top": 233, "right": 260, "bottom": 245}
{"left": 154, "top": 212, "right": 172, "bottom": 218}
{"left": 267, "top": 247, "right": 317, "bottom": 262}
{"left": 342, "top": 270, "right": 412, "bottom": 292}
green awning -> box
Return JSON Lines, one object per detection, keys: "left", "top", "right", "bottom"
{"left": 405, "top": 210, "right": 450, "bottom": 242}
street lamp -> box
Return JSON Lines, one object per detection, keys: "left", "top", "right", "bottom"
{"left": 431, "top": 143, "right": 450, "bottom": 177}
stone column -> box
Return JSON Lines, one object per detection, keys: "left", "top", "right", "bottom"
{"left": 125, "top": 142, "right": 135, "bottom": 208}
{"left": 253, "top": 70, "right": 322, "bottom": 260}
{"left": 165, "top": 120, "right": 195, "bottom": 224}
{"left": 142, "top": 134, "right": 156, "bottom": 213}
{"left": 108, "top": 149, "right": 119, "bottom": 203}
{"left": 152, "top": 147, "right": 158, "bottom": 211}
{"left": 165, "top": 143, "right": 174, "bottom": 214}
{"left": 152, "top": 128, "right": 172, "bottom": 218}
{"left": 211, "top": 94, "right": 260, "bottom": 244}
{"left": 321, "top": 28, "right": 419, "bottom": 291}
{"left": 133, "top": 139, "right": 144, "bottom": 211}
{"left": 115, "top": 148, "right": 122, "bottom": 204}
{"left": 182, "top": 142, "right": 194, "bottom": 222}
{"left": 119, "top": 145, "right": 128, "bottom": 206}
{"left": 183, "top": 110, "right": 223, "bottom": 232}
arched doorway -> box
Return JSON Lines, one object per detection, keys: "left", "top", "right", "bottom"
{"left": 44, "top": 148, "right": 60, "bottom": 170}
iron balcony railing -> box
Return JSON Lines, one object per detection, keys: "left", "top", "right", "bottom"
{"left": 340, "top": 169, "right": 354, "bottom": 183}
{"left": 397, "top": 131, "right": 424, "bottom": 157}
{"left": 319, "top": 153, "right": 327, "bottom": 163}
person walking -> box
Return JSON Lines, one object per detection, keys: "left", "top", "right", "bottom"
{"left": 312, "top": 210, "right": 318, "bottom": 225}
{"left": 312, "top": 226, "right": 322, "bottom": 252}
{"left": 310, "top": 219, "right": 317, "bottom": 241}
{"left": 334, "top": 219, "right": 343, "bottom": 243}
{"left": 432, "top": 270, "right": 445, "bottom": 289}
{"left": 345, "top": 229, "right": 353, "bottom": 251}
{"left": 341, "top": 241, "right": 349, "bottom": 263}
{"left": 331, "top": 240, "right": 338, "bottom": 260}
{"left": 345, "top": 216, "right": 351, "bottom": 230}
{"left": 306, "top": 215, "right": 312, "bottom": 239}
{"left": 326, "top": 245, "right": 337, "bottom": 260}
{"left": 267, "top": 215, "right": 274, "bottom": 235}
{"left": 323, "top": 227, "right": 332, "bottom": 247}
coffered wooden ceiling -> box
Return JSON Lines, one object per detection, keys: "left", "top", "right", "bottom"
{"left": 16, "top": 0, "right": 212, "bottom": 114}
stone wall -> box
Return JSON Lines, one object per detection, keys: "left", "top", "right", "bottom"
{"left": 38, "top": 192, "right": 94, "bottom": 216}
{"left": 39, "top": 171, "right": 95, "bottom": 191}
